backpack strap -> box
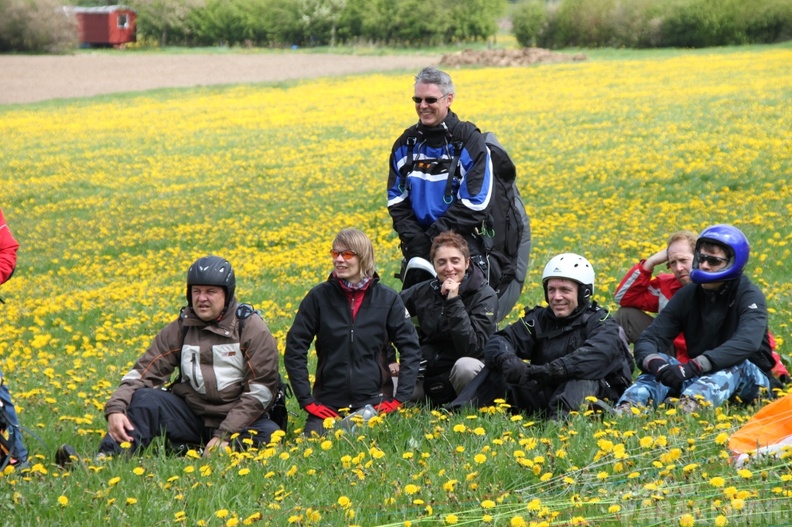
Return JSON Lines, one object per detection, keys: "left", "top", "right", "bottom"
{"left": 399, "top": 136, "right": 418, "bottom": 192}
{"left": 443, "top": 138, "right": 465, "bottom": 204}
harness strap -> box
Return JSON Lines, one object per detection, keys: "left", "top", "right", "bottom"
{"left": 443, "top": 139, "right": 464, "bottom": 204}
{"left": 399, "top": 136, "right": 418, "bottom": 192}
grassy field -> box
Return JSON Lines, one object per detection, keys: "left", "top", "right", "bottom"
{"left": 1, "top": 43, "right": 791, "bottom": 526}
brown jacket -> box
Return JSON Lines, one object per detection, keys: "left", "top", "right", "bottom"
{"left": 104, "top": 299, "right": 280, "bottom": 439}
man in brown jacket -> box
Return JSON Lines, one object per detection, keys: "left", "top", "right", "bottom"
{"left": 57, "top": 256, "right": 281, "bottom": 463}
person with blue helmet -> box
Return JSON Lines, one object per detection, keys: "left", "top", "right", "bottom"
{"left": 616, "top": 224, "right": 777, "bottom": 413}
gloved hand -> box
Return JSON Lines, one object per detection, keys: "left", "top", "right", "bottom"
{"left": 375, "top": 399, "right": 402, "bottom": 414}
{"left": 647, "top": 358, "right": 669, "bottom": 376}
{"left": 655, "top": 360, "right": 703, "bottom": 393}
{"left": 500, "top": 354, "right": 530, "bottom": 384}
{"left": 304, "top": 402, "right": 339, "bottom": 419}
{"left": 484, "top": 340, "right": 508, "bottom": 369}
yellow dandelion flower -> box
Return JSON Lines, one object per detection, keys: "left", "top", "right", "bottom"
{"left": 132, "top": 467, "right": 145, "bottom": 476}
{"left": 510, "top": 516, "right": 527, "bottom": 527}
{"left": 216, "top": 509, "right": 229, "bottom": 518}
{"left": 58, "top": 495, "right": 69, "bottom": 506}
{"left": 608, "top": 505, "right": 621, "bottom": 513}
{"left": 444, "top": 513, "right": 459, "bottom": 524}
{"left": 184, "top": 466, "right": 195, "bottom": 474}
{"left": 120, "top": 441, "right": 132, "bottom": 450}
{"left": 238, "top": 468, "right": 250, "bottom": 476}
{"left": 679, "top": 513, "right": 695, "bottom": 527}
{"left": 321, "top": 440, "right": 333, "bottom": 451}
{"left": 714, "top": 515, "right": 728, "bottom": 527}
{"left": 338, "top": 496, "right": 351, "bottom": 508}
{"left": 108, "top": 476, "right": 121, "bottom": 486}
{"left": 709, "top": 476, "right": 725, "bottom": 487}
{"left": 481, "top": 499, "right": 496, "bottom": 509}
{"left": 286, "top": 465, "right": 297, "bottom": 477}
{"left": 405, "top": 484, "right": 420, "bottom": 495}
{"left": 443, "top": 479, "right": 458, "bottom": 492}
{"left": 473, "top": 427, "right": 486, "bottom": 436}
{"left": 714, "top": 432, "right": 729, "bottom": 445}
{"left": 737, "top": 469, "right": 753, "bottom": 479}
{"left": 453, "top": 424, "right": 466, "bottom": 433}
{"left": 474, "top": 454, "right": 487, "bottom": 464}
{"left": 126, "top": 497, "right": 138, "bottom": 505}
{"left": 731, "top": 498, "right": 745, "bottom": 510}
{"left": 227, "top": 519, "right": 239, "bottom": 527}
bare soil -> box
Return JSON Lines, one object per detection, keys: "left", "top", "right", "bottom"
{"left": 0, "top": 53, "right": 441, "bottom": 105}
{"left": 0, "top": 48, "right": 584, "bottom": 105}
{"left": 441, "top": 48, "right": 587, "bottom": 67}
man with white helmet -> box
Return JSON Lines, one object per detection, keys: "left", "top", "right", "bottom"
{"left": 483, "top": 253, "right": 633, "bottom": 419}
{"left": 616, "top": 224, "right": 776, "bottom": 413}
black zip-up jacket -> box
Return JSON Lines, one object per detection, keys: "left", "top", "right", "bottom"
{"left": 285, "top": 273, "right": 421, "bottom": 408}
{"left": 635, "top": 275, "right": 774, "bottom": 374}
{"left": 400, "top": 266, "right": 497, "bottom": 377}
{"left": 488, "top": 302, "right": 633, "bottom": 387}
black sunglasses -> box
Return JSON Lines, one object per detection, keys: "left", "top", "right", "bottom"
{"left": 695, "top": 252, "right": 729, "bottom": 266}
{"left": 411, "top": 94, "right": 449, "bottom": 104}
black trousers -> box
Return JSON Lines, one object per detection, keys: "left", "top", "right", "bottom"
{"left": 99, "top": 388, "right": 279, "bottom": 455}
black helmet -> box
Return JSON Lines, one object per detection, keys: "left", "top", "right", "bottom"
{"left": 186, "top": 255, "right": 235, "bottom": 308}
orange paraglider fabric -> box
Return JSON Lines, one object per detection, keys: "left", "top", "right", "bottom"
{"left": 729, "top": 393, "right": 792, "bottom": 455}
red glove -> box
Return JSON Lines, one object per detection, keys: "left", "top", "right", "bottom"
{"left": 375, "top": 399, "right": 402, "bottom": 414}
{"left": 304, "top": 402, "right": 339, "bottom": 419}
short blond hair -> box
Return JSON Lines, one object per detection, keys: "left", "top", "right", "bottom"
{"left": 333, "top": 228, "right": 376, "bottom": 277}
{"left": 667, "top": 230, "right": 698, "bottom": 253}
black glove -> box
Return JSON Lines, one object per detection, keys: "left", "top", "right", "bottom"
{"left": 647, "top": 358, "right": 669, "bottom": 376}
{"left": 484, "top": 341, "right": 506, "bottom": 369}
{"left": 655, "top": 360, "right": 703, "bottom": 393}
{"left": 500, "top": 354, "right": 529, "bottom": 384}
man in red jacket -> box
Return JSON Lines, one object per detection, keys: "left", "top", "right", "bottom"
{"left": 613, "top": 230, "right": 697, "bottom": 361}
{"left": 0, "top": 208, "right": 30, "bottom": 470}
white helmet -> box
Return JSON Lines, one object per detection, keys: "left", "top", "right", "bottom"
{"left": 541, "top": 253, "right": 595, "bottom": 303}
{"left": 402, "top": 256, "right": 437, "bottom": 289}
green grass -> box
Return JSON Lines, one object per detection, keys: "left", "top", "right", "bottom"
{"left": 1, "top": 44, "right": 791, "bottom": 526}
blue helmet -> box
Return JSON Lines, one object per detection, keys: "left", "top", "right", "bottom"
{"left": 690, "top": 224, "right": 749, "bottom": 284}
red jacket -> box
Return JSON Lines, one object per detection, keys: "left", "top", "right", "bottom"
{"left": 0, "top": 209, "right": 19, "bottom": 285}
{"left": 614, "top": 260, "right": 688, "bottom": 361}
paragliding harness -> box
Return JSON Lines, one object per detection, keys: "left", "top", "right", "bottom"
{"left": 0, "top": 379, "right": 46, "bottom": 471}
{"left": 0, "top": 390, "right": 21, "bottom": 470}
{"left": 172, "top": 303, "right": 291, "bottom": 433}
{"left": 398, "top": 126, "right": 531, "bottom": 321}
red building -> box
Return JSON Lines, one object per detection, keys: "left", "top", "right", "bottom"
{"left": 66, "top": 5, "right": 137, "bottom": 47}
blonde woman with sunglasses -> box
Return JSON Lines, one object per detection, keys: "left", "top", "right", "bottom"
{"left": 285, "top": 228, "right": 421, "bottom": 436}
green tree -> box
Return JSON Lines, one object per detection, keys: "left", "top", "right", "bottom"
{"left": 128, "top": 0, "right": 205, "bottom": 46}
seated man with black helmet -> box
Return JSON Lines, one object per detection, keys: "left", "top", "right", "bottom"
{"left": 57, "top": 256, "right": 281, "bottom": 464}
{"left": 616, "top": 224, "right": 775, "bottom": 413}
{"left": 483, "top": 253, "right": 633, "bottom": 419}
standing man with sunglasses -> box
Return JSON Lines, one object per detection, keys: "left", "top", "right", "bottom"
{"left": 615, "top": 224, "right": 777, "bottom": 414}
{"left": 387, "top": 67, "right": 493, "bottom": 288}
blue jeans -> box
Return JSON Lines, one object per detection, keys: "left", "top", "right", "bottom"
{"left": 617, "top": 354, "right": 770, "bottom": 408}
{"left": 1, "top": 373, "right": 29, "bottom": 463}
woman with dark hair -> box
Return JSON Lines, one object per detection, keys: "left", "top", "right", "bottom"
{"left": 396, "top": 231, "right": 498, "bottom": 405}
{"left": 285, "top": 228, "right": 421, "bottom": 436}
